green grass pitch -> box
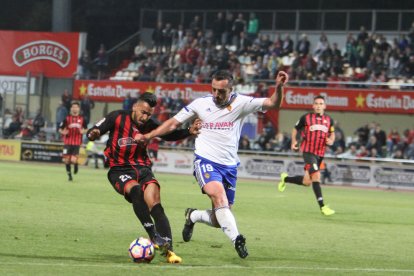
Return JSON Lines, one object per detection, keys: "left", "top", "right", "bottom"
{"left": 0, "top": 161, "right": 413, "bottom": 275}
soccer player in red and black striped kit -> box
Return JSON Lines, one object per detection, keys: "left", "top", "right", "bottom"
{"left": 59, "top": 102, "right": 87, "bottom": 181}
{"left": 87, "top": 92, "right": 201, "bottom": 264}
{"left": 278, "top": 95, "right": 336, "bottom": 216}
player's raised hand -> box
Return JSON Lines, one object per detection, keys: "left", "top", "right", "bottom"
{"left": 87, "top": 129, "right": 100, "bottom": 141}
{"left": 276, "top": 71, "right": 289, "bottom": 87}
{"left": 189, "top": 118, "right": 202, "bottom": 136}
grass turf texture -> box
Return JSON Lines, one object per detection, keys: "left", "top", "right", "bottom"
{"left": 0, "top": 161, "right": 413, "bottom": 276}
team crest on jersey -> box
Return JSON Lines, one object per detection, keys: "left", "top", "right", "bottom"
{"left": 118, "top": 137, "right": 136, "bottom": 147}
{"left": 204, "top": 173, "right": 210, "bottom": 179}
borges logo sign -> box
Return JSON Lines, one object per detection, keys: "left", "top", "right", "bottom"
{"left": 12, "top": 40, "right": 71, "bottom": 68}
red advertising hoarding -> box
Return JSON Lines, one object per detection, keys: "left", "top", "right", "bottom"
{"left": 73, "top": 80, "right": 211, "bottom": 102}
{"left": 269, "top": 86, "right": 414, "bottom": 114}
{"left": 0, "top": 31, "right": 81, "bottom": 78}
{"left": 75, "top": 80, "right": 414, "bottom": 115}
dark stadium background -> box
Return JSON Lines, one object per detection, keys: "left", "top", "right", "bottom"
{"left": 1, "top": 0, "right": 414, "bottom": 56}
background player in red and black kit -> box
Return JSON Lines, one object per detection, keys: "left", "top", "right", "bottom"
{"left": 87, "top": 92, "right": 201, "bottom": 264}
{"left": 59, "top": 102, "right": 87, "bottom": 181}
{"left": 278, "top": 95, "right": 336, "bottom": 216}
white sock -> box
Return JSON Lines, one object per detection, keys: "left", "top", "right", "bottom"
{"left": 215, "top": 206, "right": 239, "bottom": 242}
{"left": 190, "top": 209, "right": 214, "bottom": 227}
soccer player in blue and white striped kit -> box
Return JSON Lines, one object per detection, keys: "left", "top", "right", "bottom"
{"left": 135, "top": 70, "right": 288, "bottom": 258}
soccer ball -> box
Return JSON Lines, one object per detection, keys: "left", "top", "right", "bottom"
{"left": 128, "top": 237, "right": 155, "bottom": 263}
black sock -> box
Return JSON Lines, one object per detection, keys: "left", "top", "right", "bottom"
{"left": 129, "top": 186, "right": 157, "bottom": 239}
{"left": 74, "top": 163, "right": 78, "bottom": 174}
{"left": 285, "top": 176, "right": 304, "bottom": 185}
{"left": 65, "top": 164, "right": 71, "bottom": 174}
{"left": 312, "top": 181, "right": 324, "bottom": 208}
{"left": 150, "top": 203, "right": 173, "bottom": 251}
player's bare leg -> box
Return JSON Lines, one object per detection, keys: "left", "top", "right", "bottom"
{"left": 203, "top": 181, "right": 248, "bottom": 258}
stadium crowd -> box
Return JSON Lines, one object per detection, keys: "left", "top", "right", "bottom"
{"left": 85, "top": 13, "right": 414, "bottom": 89}
{"left": 3, "top": 89, "right": 414, "bottom": 161}
{"left": 3, "top": 12, "right": 414, "bottom": 161}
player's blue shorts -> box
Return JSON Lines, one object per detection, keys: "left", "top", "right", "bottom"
{"left": 193, "top": 155, "right": 238, "bottom": 205}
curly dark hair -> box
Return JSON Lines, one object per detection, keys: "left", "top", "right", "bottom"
{"left": 138, "top": 92, "right": 157, "bottom": 107}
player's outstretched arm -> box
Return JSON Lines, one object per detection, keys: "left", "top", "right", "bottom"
{"left": 263, "top": 71, "right": 289, "bottom": 110}
{"left": 135, "top": 117, "right": 182, "bottom": 143}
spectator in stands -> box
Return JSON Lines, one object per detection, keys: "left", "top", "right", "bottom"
{"left": 405, "top": 138, "right": 414, "bottom": 159}
{"left": 344, "top": 34, "right": 358, "bottom": 67}
{"left": 174, "top": 24, "right": 185, "bottom": 50}
{"left": 356, "top": 145, "right": 368, "bottom": 158}
{"left": 314, "top": 33, "right": 330, "bottom": 59}
{"left": 189, "top": 15, "right": 202, "bottom": 38}
{"left": 16, "top": 119, "right": 34, "bottom": 140}
{"left": 246, "top": 12, "right": 259, "bottom": 42}
{"left": 80, "top": 94, "right": 95, "bottom": 126}
{"left": 212, "top": 12, "right": 225, "bottom": 46}
{"left": 0, "top": 93, "right": 3, "bottom": 113}
{"left": 32, "top": 109, "right": 45, "bottom": 135}
{"left": 134, "top": 41, "right": 148, "bottom": 60}
{"left": 223, "top": 13, "right": 234, "bottom": 46}
{"left": 374, "top": 123, "right": 387, "bottom": 149}
{"left": 281, "top": 34, "right": 294, "bottom": 57}
{"left": 253, "top": 129, "right": 270, "bottom": 151}
{"left": 366, "top": 135, "right": 383, "bottom": 157}
{"left": 403, "top": 55, "right": 414, "bottom": 77}
{"left": 239, "top": 135, "right": 251, "bottom": 150}
{"left": 152, "top": 21, "right": 164, "bottom": 54}
{"left": 56, "top": 101, "right": 68, "bottom": 133}
{"left": 368, "top": 147, "right": 381, "bottom": 158}
{"left": 95, "top": 43, "right": 108, "bottom": 80}
{"left": 387, "top": 128, "right": 401, "bottom": 156}
{"left": 337, "top": 143, "right": 358, "bottom": 158}
{"left": 357, "top": 26, "right": 369, "bottom": 43}
{"left": 78, "top": 50, "right": 92, "bottom": 79}
{"left": 232, "top": 13, "right": 246, "bottom": 47}
{"left": 36, "top": 130, "right": 47, "bottom": 142}
{"left": 236, "top": 32, "right": 251, "bottom": 55}
{"left": 354, "top": 123, "right": 370, "bottom": 146}
{"left": 296, "top": 34, "right": 310, "bottom": 57}
{"left": 3, "top": 116, "right": 22, "bottom": 139}
{"left": 392, "top": 149, "right": 405, "bottom": 159}
{"left": 163, "top": 23, "right": 174, "bottom": 54}
{"left": 61, "top": 89, "right": 72, "bottom": 111}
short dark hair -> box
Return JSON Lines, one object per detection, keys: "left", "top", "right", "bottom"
{"left": 138, "top": 92, "right": 157, "bottom": 107}
{"left": 211, "top": 70, "right": 233, "bottom": 86}
{"left": 71, "top": 101, "right": 80, "bottom": 107}
{"left": 314, "top": 95, "right": 325, "bottom": 101}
